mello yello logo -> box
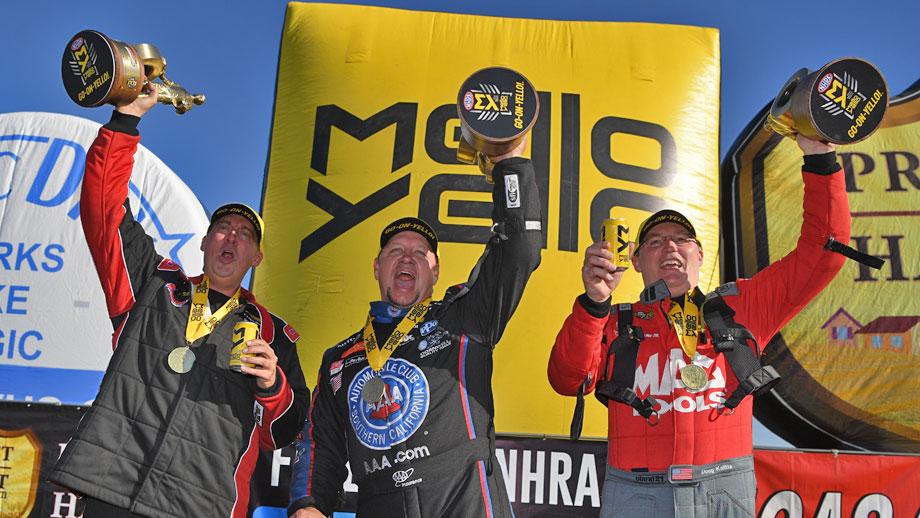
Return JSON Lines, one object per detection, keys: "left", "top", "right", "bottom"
{"left": 302, "top": 94, "right": 679, "bottom": 262}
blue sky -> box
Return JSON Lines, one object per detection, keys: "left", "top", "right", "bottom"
{"left": 3, "top": 0, "right": 917, "bottom": 447}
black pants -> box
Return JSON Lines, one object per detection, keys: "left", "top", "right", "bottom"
{"left": 82, "top": 498, "right": 144, "bottom": 517}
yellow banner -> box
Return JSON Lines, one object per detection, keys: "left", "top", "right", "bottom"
{"left": 730, "top": 81, "right": 920, "bottom": 451}
{"left": 257, "top": 3, "right": 720, "bottom": 437}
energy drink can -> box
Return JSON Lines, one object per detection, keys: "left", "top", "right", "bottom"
{"left": 230, "top": 321, "right": 258, "bottom": 372}
{"left": 601, "top": 218, "right": 631, "bottom": 269}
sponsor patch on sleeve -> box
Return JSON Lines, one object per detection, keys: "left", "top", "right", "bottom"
{"left": 504, "top": 174, "right": 521, "bottom": 208}
{"left": 253, "top": 401, "right": 264, "bottom": 426}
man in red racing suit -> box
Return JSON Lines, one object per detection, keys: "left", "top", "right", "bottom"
{"left": 548, "top": 136, "right": 849, "bottom": 517}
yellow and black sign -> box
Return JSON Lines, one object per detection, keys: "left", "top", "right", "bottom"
{"left": 257, "top": 3, "right": 720, "bottom": 437}
{"left": 0, "top": 428, "right": 41, "bottom": 518}
{"left": 725, "top": 79, "right": 920, "bottom": 452}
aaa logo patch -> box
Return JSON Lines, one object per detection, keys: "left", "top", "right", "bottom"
{"left": 347, "top": 358, "right": 430, "bottom": 450}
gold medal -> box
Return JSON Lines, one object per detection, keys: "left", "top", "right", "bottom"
{"left": 679, "top": 363, "right": 708, "bottom": 391}
{"left": 361, "top": 376, "right": 386, "bottom": 404}
{"left": 167, "top": 346, "right": 196, "bottom": 374}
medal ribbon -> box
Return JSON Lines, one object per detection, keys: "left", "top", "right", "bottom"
{"left": 185, "top": 276, "right": 242, "bottom": 343}
{"left": 667, "top": 290, "right": 702, "bottom": 359}
{"left": 362, "top": 299, "right": 430, "bottom": 372}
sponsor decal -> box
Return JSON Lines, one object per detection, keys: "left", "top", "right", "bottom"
{"left": 157, "top": 258, "right": 181, "bottom": 271}
{"left": 847, "top": 88, "right": 884, "bottom": 139}
{"left": 253, "top": 401, "right": 264, "bottom": 426}
{"left": 630, "top": 349, "right": 727, "bottom": 417}
{"left": 347, "top": 359, "right": 430, "bottom": 450}
{"left": 417, "top": 339, "right": 429, "bottom": 351}
{"left": 463, "top": 91, "right": 474, "bottom": 111}
{"left": 504, "top": 174, "right": 521, "bottom": 208}
{"left": 164, "top": 282, "right": 190, "bottom": 307}
{"left": 419, "top": 320, "right": 438, "bottom": 336}
{"left": 392, "top": 467, "right": 422, "bottom": 488}
{"left": 817, "top": 72, "right": 834, "bottom": 93}
{"left": 343, "top": 355, "right": 368, "bottom": 369}
{"left": 330, "top": 359, "right": 344, "bottom": 376}
{"left": 464, "top": 83, "right": 512, "bottom": 122}
{"left": 818, "top": 72, "right": 868, "bottom": 122}
{"left": 363, "top": 445, "right": 431, "bottom": 475}
{"left": 635, "top": 310, "right": 653, "bottom": 320}
{"left": 419, "top": 330, "right": 451, "bottom": 358}
{"left": 335, "top": 335, "right": 359, "bottom": 349}
{"left": 66, "top": 37, "right": 99, "bottom": 85}
{"left": 386, "top": 305, "right": 402, "bottom": 318}
{"left": 283, "top": 323, "right": 300, "bottom": 342}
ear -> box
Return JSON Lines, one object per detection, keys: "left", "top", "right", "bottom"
{"left": 432, "top": 261, "right": 440, "bottom": 285}
{"left": 373, "top": 256, "right": 380, "bottom": 281}
{"left": 251, "top": 250, "right": 264, "bottom": 268}
{"left": 200, "top": 235, "right": 207, "bottom": 252}
{"left": 631, "top": 250, "right": 642, "bottom": 273}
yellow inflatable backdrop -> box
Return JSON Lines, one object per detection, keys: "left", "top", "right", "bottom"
{"left": 256, "top": 3, "right": 720, "bottom": 438}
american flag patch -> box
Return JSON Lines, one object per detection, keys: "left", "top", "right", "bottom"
{"left": 330, "top": 373, "right": 342, "bottom": 394}
{"left": 670, "top": 467, "right": 693, "bottom": 481}
{"left": 330, "top": 360, "right": 344, "bottom": 376}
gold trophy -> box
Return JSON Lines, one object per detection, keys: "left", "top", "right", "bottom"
{"left": 456, "top": 67, "right": 539, "bottom": 180}
{"left": 765, "top": 58, "right": 887, "bottom": 144}
{"left": 62, "top": 30, "right": 205, "bottom": 114}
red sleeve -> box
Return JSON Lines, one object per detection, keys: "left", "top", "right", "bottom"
{"left": 81, "top": 127, "right": 140, "bottom": 318}
{"left": 729, "top": 167, "right": 850, "bottom": 346}
{"left": 547, "top": 298, "right": 610, "bottom": 396}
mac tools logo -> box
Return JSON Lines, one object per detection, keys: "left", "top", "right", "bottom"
{"left": 0, "top": 112, "right": 208, "bottom": 405}
{"left": 347, "top": 358, "right": 430, "bottom": 450}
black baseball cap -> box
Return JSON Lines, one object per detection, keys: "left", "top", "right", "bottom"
{"left": 380, "top": 217, "right": 438, "bottom": 254}
{"left": 209, "top": 203, "right": 264, "bottom": 243}
{"left": 636, "top": 209, "right": 696, "bottom": 246}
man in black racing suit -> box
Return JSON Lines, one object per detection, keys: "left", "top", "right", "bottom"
{"left": 290, "top": 141, "right": 541, "bottom": 518}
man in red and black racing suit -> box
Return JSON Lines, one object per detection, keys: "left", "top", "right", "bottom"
{"left": 291, "top": 141, "right": 542, "bottom": 518}
{"left": 548, "top": 136, "right": 849, "bottom": 517}
{"left": 50, "top": 86, "right": 308, "bottom": 517}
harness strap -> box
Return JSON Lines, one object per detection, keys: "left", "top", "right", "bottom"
{"left": 702, "top": 294, "right": 780, "bottom": 409}
{"left": 594, "top": 304, "right": 658, "bottom": 421}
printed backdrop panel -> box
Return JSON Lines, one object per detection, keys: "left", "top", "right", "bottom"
{"left": 258, "top": 3, "right": 721, "bottom": 437}
{"left": 0, "top": 112, "right": 208, "bottom": 405}
{"left": 723, "top": 79, "right": 920, "bottom": 452}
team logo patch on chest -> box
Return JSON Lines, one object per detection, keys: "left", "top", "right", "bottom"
{"left": 164, "top": 282, "right": 190, "bottom": 306}
{"left": 348, "top": 359, "right": 430, "bottom": 450}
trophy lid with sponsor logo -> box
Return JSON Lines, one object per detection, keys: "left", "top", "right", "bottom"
{"left": 456, "top": 67, "right": 539, "bottom": 178}
{"left": 765, "top": 57, "right": 888, "bottom": 145}
{"left": 62, "top": 30, "right": 205, "bottom": 114}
